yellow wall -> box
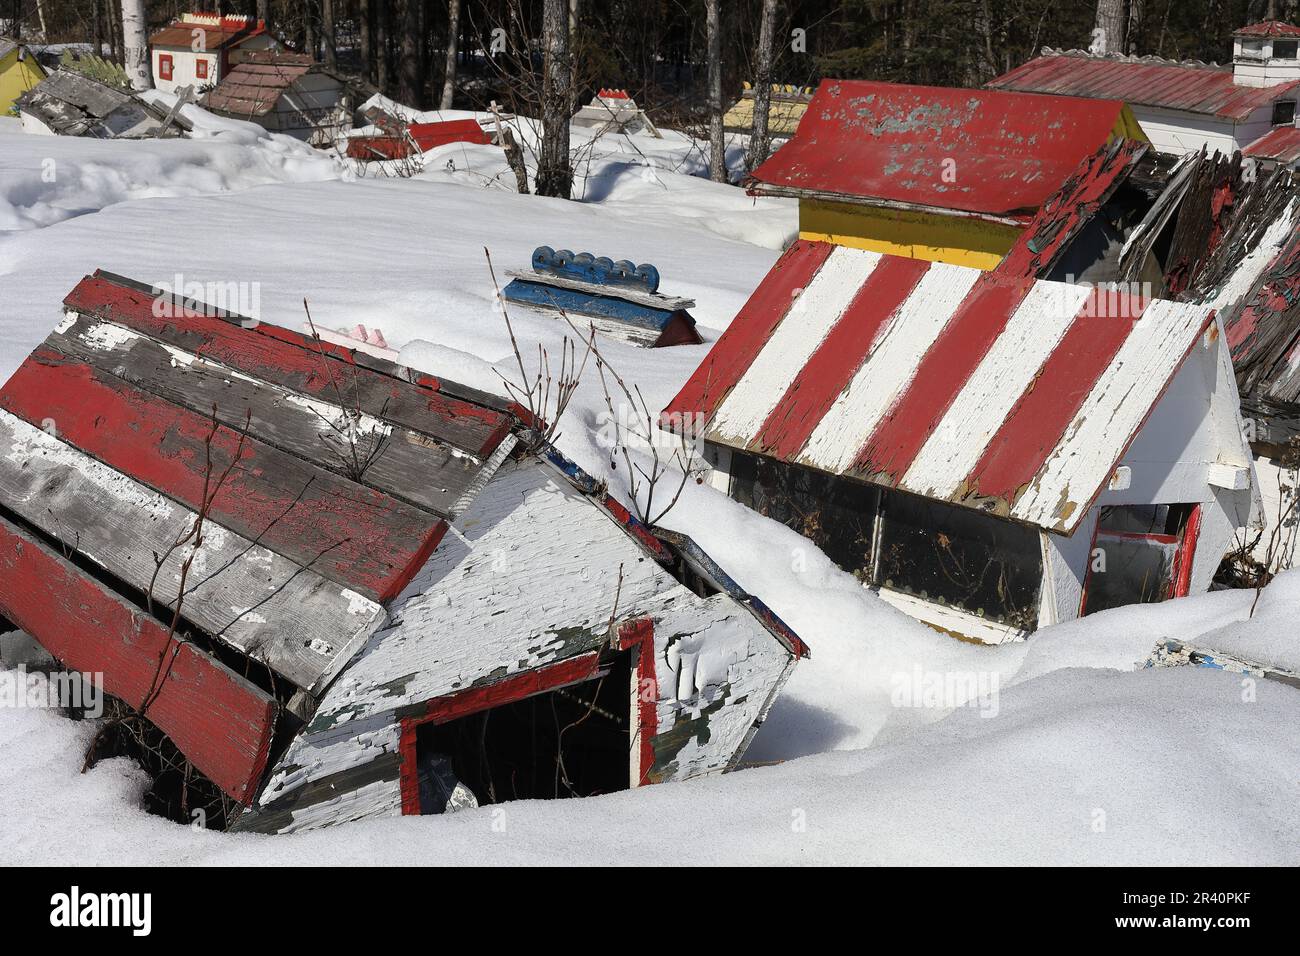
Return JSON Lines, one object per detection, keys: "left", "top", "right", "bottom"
{"left": 799, "top": 199, "right": 1022, "bottom": 271}
{"left": 0, "top": 47, "right": 47, "bottom": 116}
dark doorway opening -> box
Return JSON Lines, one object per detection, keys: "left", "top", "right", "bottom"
{"left": 414, "top": 652, "right": 632, "bottom": 813}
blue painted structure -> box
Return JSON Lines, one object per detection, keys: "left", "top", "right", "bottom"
{"left": 502, "top": 246, "right": 702, "bottom": 348}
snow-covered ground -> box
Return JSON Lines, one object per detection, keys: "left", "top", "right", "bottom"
{"left": 0, "top": 108, "right": 1296, "bottom": 865}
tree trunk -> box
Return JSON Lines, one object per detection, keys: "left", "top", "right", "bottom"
{"left": 705, "top": 0, "right": 726, "bottom": 183}
{"left": 377, "top": 0, "right": 391, "bottom": 94}
{"left": 398, "top": 0, "right": 421, "bottom": 106}
{"left": 107, "top": 1, "right": 121, "bottom": 65}
{"left": 745, "top": 0, "right": 779, "bottom": 173}
{"left": 536, "top": 0, "right": 573, "bottom": 199}
{"left": 257, "top": 0, "right": 270, "bottom": 25}
{"left": 322, "top": 0, "right": 337, "bottom": 70}
{"left": 35, "top": 0, "right": 48, "bottom": 41}
{"left": 92, "top": 0, "right": 105, "bottom": 58}
{"left": 304, "top": 1, "right": 318, "bottom": 61}
{"left": 120, "top": 0, "right": 152, "bottom": 90}
{"left": 1092, "top": 0, "right": 1128, "bottom": 55}
{"left": 360, "top": 0, "right": 373, "bottom": 84}
{"left": 440, "top": 0, "right": 461, "bottom": 110}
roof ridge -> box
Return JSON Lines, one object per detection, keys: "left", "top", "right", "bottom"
{"left": 1040, "top": 46, "right": 1226, "bottom": 70}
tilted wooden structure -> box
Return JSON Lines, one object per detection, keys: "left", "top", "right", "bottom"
{"left": 0, "top": 273, "right": 803, "bottom": 830}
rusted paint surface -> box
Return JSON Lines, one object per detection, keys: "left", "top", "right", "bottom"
{"left": 1244, "top": 126, "right": 1300, "bottom": 167}
{"left": 988, "top": 51, "right": 1300, "bottom": 121}
{"left": 747, "top": 79, "right": 1135, "bottom": 218}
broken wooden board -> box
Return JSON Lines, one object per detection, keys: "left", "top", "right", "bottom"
{"left": 0, "top": 514, "right": 277, "bottom": 803}
{"left": 0, "top": 410, "right": 385, "bottom": 693}
{"left": 62, "top": 272, "right": 514, "bottom": 459}
{"left": 48, "top": 312, "right": 483, "bottom": 519}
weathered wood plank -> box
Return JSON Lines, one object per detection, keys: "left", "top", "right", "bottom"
{"left": 1, "top": 345, "right": 445, "bottom": 603}
{"left": 48, "top": 314, "right": 485, "bottom": 518}
{"left": 0, "top": 410, "right": 386, "bottom": 692}
{"left": 0, "top": 514, "right": 277, "bottom": 803}
{"left": 63, "top": 275, "right": 514, "bottom": 457}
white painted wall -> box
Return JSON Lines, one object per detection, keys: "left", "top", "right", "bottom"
{"left": 151, "top": 35, "right": 276, "bottom": 95}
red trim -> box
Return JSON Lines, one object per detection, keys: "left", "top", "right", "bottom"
{"left": 1096, "top": 529, "right": 1181, "bottom": 546}
{"left": 617, "top": 618, "right": 658, "bottom": 786}
{"left": 158, "top": 53, "right": 174, "bottom": 81}
{"left": 0, "top": 516, "right": 276, "bottom": 804}
{"left": 1171, "top": 503, "right": 1203, "bottom": 598}
{"left": 195, "top": 58, "right": 209, "bottom": 79}
{"left": 397, "top": 652, "right": 601, "bottom": 815}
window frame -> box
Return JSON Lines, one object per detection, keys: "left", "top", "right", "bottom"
{"left": 158, "top": 53, "right": 174, "bottom": 82}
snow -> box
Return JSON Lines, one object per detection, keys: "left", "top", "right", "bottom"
{"left": 0, "top": 101, "right": 1297, "bottom": 865}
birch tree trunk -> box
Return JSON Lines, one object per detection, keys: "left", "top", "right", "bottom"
{"left": 322, "top": 0, "right": 338, "bottom": 70}
{"left": 536, "top": 0, "right": 573, "bottom": 199}
{"left": 1093, "top": 0, "right": 1128, "bottom": 55}
{"left": 706, "top": 0, "right": 726, "bottom": 183}
{"left": 120, "top": 0, "right": 152, "bottom": 90}
{"left": 745, "top": 0, "right": 779, "bottom": 173}
{"left": 35, "top": 0, "right": 48, "bottom": 41}
{"left": 440, "top": 0, "right": 461, "bottom": 110}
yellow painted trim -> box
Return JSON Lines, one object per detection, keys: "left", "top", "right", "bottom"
{"left": 1111, "top": 104, "right": 1150, "bottom": 144}
{"left": 799, "top": 199, "right": 1021, "bottom": 271}
{"left": 0, "top": 48, "right": 47, "bottom": 116}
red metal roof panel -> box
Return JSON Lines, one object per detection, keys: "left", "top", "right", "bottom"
{"left": 1234, "top": 21, "right": 1300, "bottom": 38}
{"left": 1244, "top": 124, "right": 1300, "bottom": 164}
{"left": 747, "top": 79, "right": 1133, "bottom": 218}
{"left": 989, "top": 53, "right": 1300, "bottom": 120}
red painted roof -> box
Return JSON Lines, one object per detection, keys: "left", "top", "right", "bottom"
{"left": 150, "top": 16, "right": 267, "bottom": 50}
{"left": 989, "top": 52, "right": 1300, "bottom": 120}
{"left": 202, "top": 53, "right": 315, "bottom": 117}
{"left": 1234, "top": 21, "right": 1300, "bottom": 38}
{"left": 746, "top": 80, "right": 1132, "bottom": 219}
{"left": 1244, "top": 124, "right": 1300, "bottom": 163}
{"left": 662, "top": 240, "right": 1215, "bottom": 533}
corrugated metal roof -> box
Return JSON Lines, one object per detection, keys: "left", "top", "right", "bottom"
{"left": 202, "top": 55, "right": 314, "bottom": 116}
{"left": 989, "top": 52, "right": 1300, "bottom": 120}
{"left": 1234, "top": 21, "right": 1300, "bottom": 38}
{"left": 0, "top": 37, "right": 17, "bottom": 60}
{"left": 746, "top": 79, "right": 1133, "bottom": 219}
{"left": 662, "top": 240, "right": 1215, "bottom": 533}
{"left": 1244, "top": 124, "right": 1300, "bottom": 163}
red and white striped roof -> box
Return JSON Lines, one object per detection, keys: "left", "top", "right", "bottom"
{"left": 663, "top": 241, "right": 1217, "bottom": 534}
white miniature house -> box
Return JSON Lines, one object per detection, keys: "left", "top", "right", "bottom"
{"left": 663, "top": 243, "right": 1259, "bottom": 644}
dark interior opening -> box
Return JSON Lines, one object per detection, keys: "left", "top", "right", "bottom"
{"left": 414, "top": 651, "right": 632, "bottom": 813}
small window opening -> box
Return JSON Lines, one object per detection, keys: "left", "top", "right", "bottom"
{"left": 1081, "top": 503, "right": 1197, "bottom": 615}
{"left": 158, "top": 54, "right": 173, "bottom": 82}
{"left": 1275, "top": 40, "right": 1299, "bottom": 60}
{"left": 729, "top": 451, "right": 1042, "bottom": 630}
{"left": 1272, "top": 100, "right": 1296, "bottom": 126}
{"left": 413, "top": 652, "right": 632, "bottom": 813}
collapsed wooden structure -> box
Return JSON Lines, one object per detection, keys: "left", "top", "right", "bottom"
{"left": 202, "top": 50, "right": 364, "bottom": 146}
{"left": 571, "top": 89, "right": 661, "bottom": 138}
{"left": 503, "top": 246, "right": 703, "bottom": 347}
{"left": 0, "top": 273, "right": 803, "bottom": 831}
{"left": 15, "top": 68, "right": 189, "bottom": 139}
